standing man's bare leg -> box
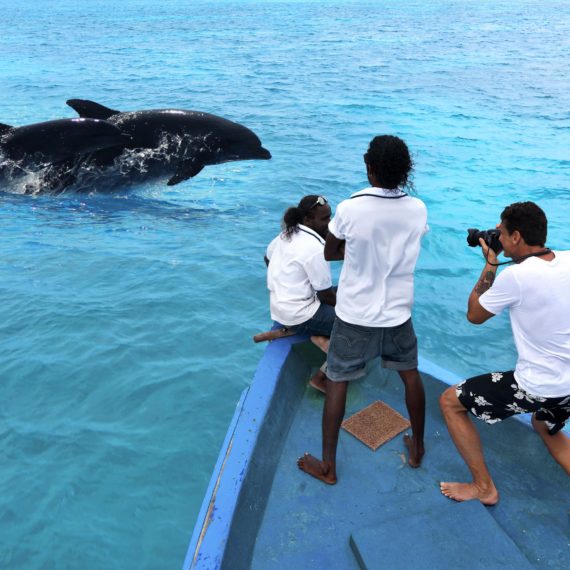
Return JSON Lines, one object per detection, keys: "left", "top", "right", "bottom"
{"left": 439, "top": 386, "right": 499, "bottom": 505}
{"left": 298, "top": 378, "right": 348, "bottom": 484}
{"left": 398, "top": 368, "right": 425, "bottom": 467}
{"left": 531, "top": 415, "right": 570, "bottom": 476}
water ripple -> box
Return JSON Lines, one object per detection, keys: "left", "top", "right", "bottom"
{"left": 1, "top": 1, "right": 570, "bottom": 568}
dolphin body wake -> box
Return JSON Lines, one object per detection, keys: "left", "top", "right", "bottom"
{"left": 66, "top": 99, "right": 272, "bottom": 188}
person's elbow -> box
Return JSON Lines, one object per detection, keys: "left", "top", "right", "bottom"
{"left": 467, "top": 310, "right": 485, "bottom": 324}
{"left": 324, "top": 234, "right": 345, "bottom": 261}
{"left": 466, "top": 306, "right": 493, "bottom": 325}
{"left": 323, "top": 245, "right": 335, "bottom": 261}
{"left": 324, "top": 242, "right": 344, "bottom": 261}
{"left": 317, "top": 288, "right": 336, "bottom": 306}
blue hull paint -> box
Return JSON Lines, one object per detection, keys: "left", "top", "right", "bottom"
{"left": 185, "top": 332, "right": 315, "bottom": 569}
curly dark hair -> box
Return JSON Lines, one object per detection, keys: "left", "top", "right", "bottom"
{"left": 364, "top": 135, "right": 414, "bottom": 191}
{"left": 501, "top": 201, "right": 547, "bottom": 246}
{"left": 282, "top": 195, "right": 321, "bottom": 238}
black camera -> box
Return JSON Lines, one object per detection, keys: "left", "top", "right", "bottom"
{"left": 466, "top": 228, "right": 502, "bottom": 253}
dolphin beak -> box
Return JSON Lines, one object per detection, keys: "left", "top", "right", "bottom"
{"left": 259, "top": 147, "right": 271, "bottom": 159}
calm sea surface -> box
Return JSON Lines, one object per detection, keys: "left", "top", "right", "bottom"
{"left": 1, "top": 0, "right": 569, "bottom": 567}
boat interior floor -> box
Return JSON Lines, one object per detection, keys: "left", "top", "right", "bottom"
{"left": 251, "top": 360, "right": 570, "bottom": 569}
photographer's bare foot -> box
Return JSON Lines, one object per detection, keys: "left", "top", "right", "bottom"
{"left": 403, "top": 434, "right": 424, "bottom": 468}
{"left": 297, "top": 453, "right": 336, "bottom": 485}
{"left": 440, "top": 481, "right": 499, "bottom": 506}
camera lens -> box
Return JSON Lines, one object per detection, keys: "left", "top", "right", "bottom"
{"left": 466, "top": 228, "right": 502, "bottom": 253}
{"left": 466, "top": 228, "right": 482, "bottom": 247}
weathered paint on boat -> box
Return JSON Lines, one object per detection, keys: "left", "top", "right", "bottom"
{"left": 184, "top": 333, "right": 318, "bottom": 569}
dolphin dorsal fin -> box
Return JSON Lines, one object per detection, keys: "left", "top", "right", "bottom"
{"left": 0, "top": 122, "right": 14, "bottom": 136}
{"left": 66, "top": 99, "right": 121, "bottom": 120}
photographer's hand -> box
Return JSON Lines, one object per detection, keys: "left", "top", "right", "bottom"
{"left": 479, "top": 237, "right": 498, "bottom": 265}
{"left": 466, "top": 239, "right": 498, "bottom": 324}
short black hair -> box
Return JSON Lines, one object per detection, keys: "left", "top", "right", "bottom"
{"left": 364, "top": 135, "right": 414, "bottom": 190}
{"left": 501, "top": 201, "right": 547, "bottom": 246}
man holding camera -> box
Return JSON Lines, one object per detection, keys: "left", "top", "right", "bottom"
{"left": 440, "top": 201, "right": 570, "bottom": 505}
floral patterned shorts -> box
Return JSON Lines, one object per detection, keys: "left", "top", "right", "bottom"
{"left": 456, "top": 371, "right": 570, "bottom": 435}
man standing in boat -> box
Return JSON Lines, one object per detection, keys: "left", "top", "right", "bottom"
{"left": 298, "top": 135, "right": 429, "bottom": 484}
{"left": 440, "top": 202, "right": 570, "bottom": 505}
{"left": 265, "top": 195, "right": 337, "bottom": 392}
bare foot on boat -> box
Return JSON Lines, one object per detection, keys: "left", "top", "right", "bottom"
{"left": 297, "top": 453, "right": 337, "bottom": 485}
{"left": 439, "top": 481, "right": 499, "bottom": 506}
{"left": 310, "top": 335, "right": 329, "bottom": 353}
{"left": 309, "top": 370, "right": 327, "bottom": 394}
{"left": 403, "top": 433, "right": 424, "bottom": 468}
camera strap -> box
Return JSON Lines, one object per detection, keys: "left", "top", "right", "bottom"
{"left": 486, "top": 248, "right": 552, "bottom": 266}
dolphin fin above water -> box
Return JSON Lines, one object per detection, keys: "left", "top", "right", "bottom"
{"left": 167, "top": 160, "right": 205, "bottom": 186}
{"left": 66, "top": 99, "right": 120, "bottom": 120}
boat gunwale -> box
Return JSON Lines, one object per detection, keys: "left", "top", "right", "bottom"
{"left": 183, "top": 386, "right": 249, "bottom": 570}
{"left": 183, "top": 331, "right": 312, "bottom": 569}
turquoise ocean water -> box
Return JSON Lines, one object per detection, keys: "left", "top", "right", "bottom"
{"left": 1, "top": 1, "right": 569, "bottom": 567}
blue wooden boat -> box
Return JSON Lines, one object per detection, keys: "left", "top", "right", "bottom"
{"left": 184, "top": 332, "right": 570, "bottom": 569}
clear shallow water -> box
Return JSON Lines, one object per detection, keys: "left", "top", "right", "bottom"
{"left": 1, "top": 0, "right": 569, "bottom": 568}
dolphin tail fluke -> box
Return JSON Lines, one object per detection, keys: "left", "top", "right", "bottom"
{"left": 167, "top": 161, "right": 205, "bottom": 186}
{"left": 66, "top": 99, "right": 121, "bottom": 120}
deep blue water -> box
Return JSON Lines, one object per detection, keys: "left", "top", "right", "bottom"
{"left": 1, "top": 1, "right": 569, "bottom": 568}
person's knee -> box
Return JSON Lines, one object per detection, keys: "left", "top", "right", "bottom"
{"left": 531, "top": 413, "right": 546, "bottom": 434}
{"left": 440, "top": 386, "right": 461, "bottom": 414}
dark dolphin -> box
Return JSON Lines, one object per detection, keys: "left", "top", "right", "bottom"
{"left": 66, "top": 99, "right": 272, "bottom": 186}
{"left": 0, "top": 118, "right": 128, "bottom": 167}
{"left": 0, "top": 117, "right": 130, "bottom": 193}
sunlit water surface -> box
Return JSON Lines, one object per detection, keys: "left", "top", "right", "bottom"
{"left": 1, "top": 1, "right": 569, "bottom": 568}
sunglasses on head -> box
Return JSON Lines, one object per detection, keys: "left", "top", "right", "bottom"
{"left": 309, "top": 196, "right": 328, "bottom": 209}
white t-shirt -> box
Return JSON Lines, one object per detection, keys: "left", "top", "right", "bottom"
{"left": 479, "top": 250, "right": 570, "bottom": 398}
{"left": 266, "top": 224, "right": 332, "bottom": 326}
{"left": 329, "top": 187, "right": 428, "bottom": 327}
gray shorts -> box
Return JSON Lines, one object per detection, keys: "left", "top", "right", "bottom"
{"left": 326, "top": 317, "right": 418, "bottom": 382}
